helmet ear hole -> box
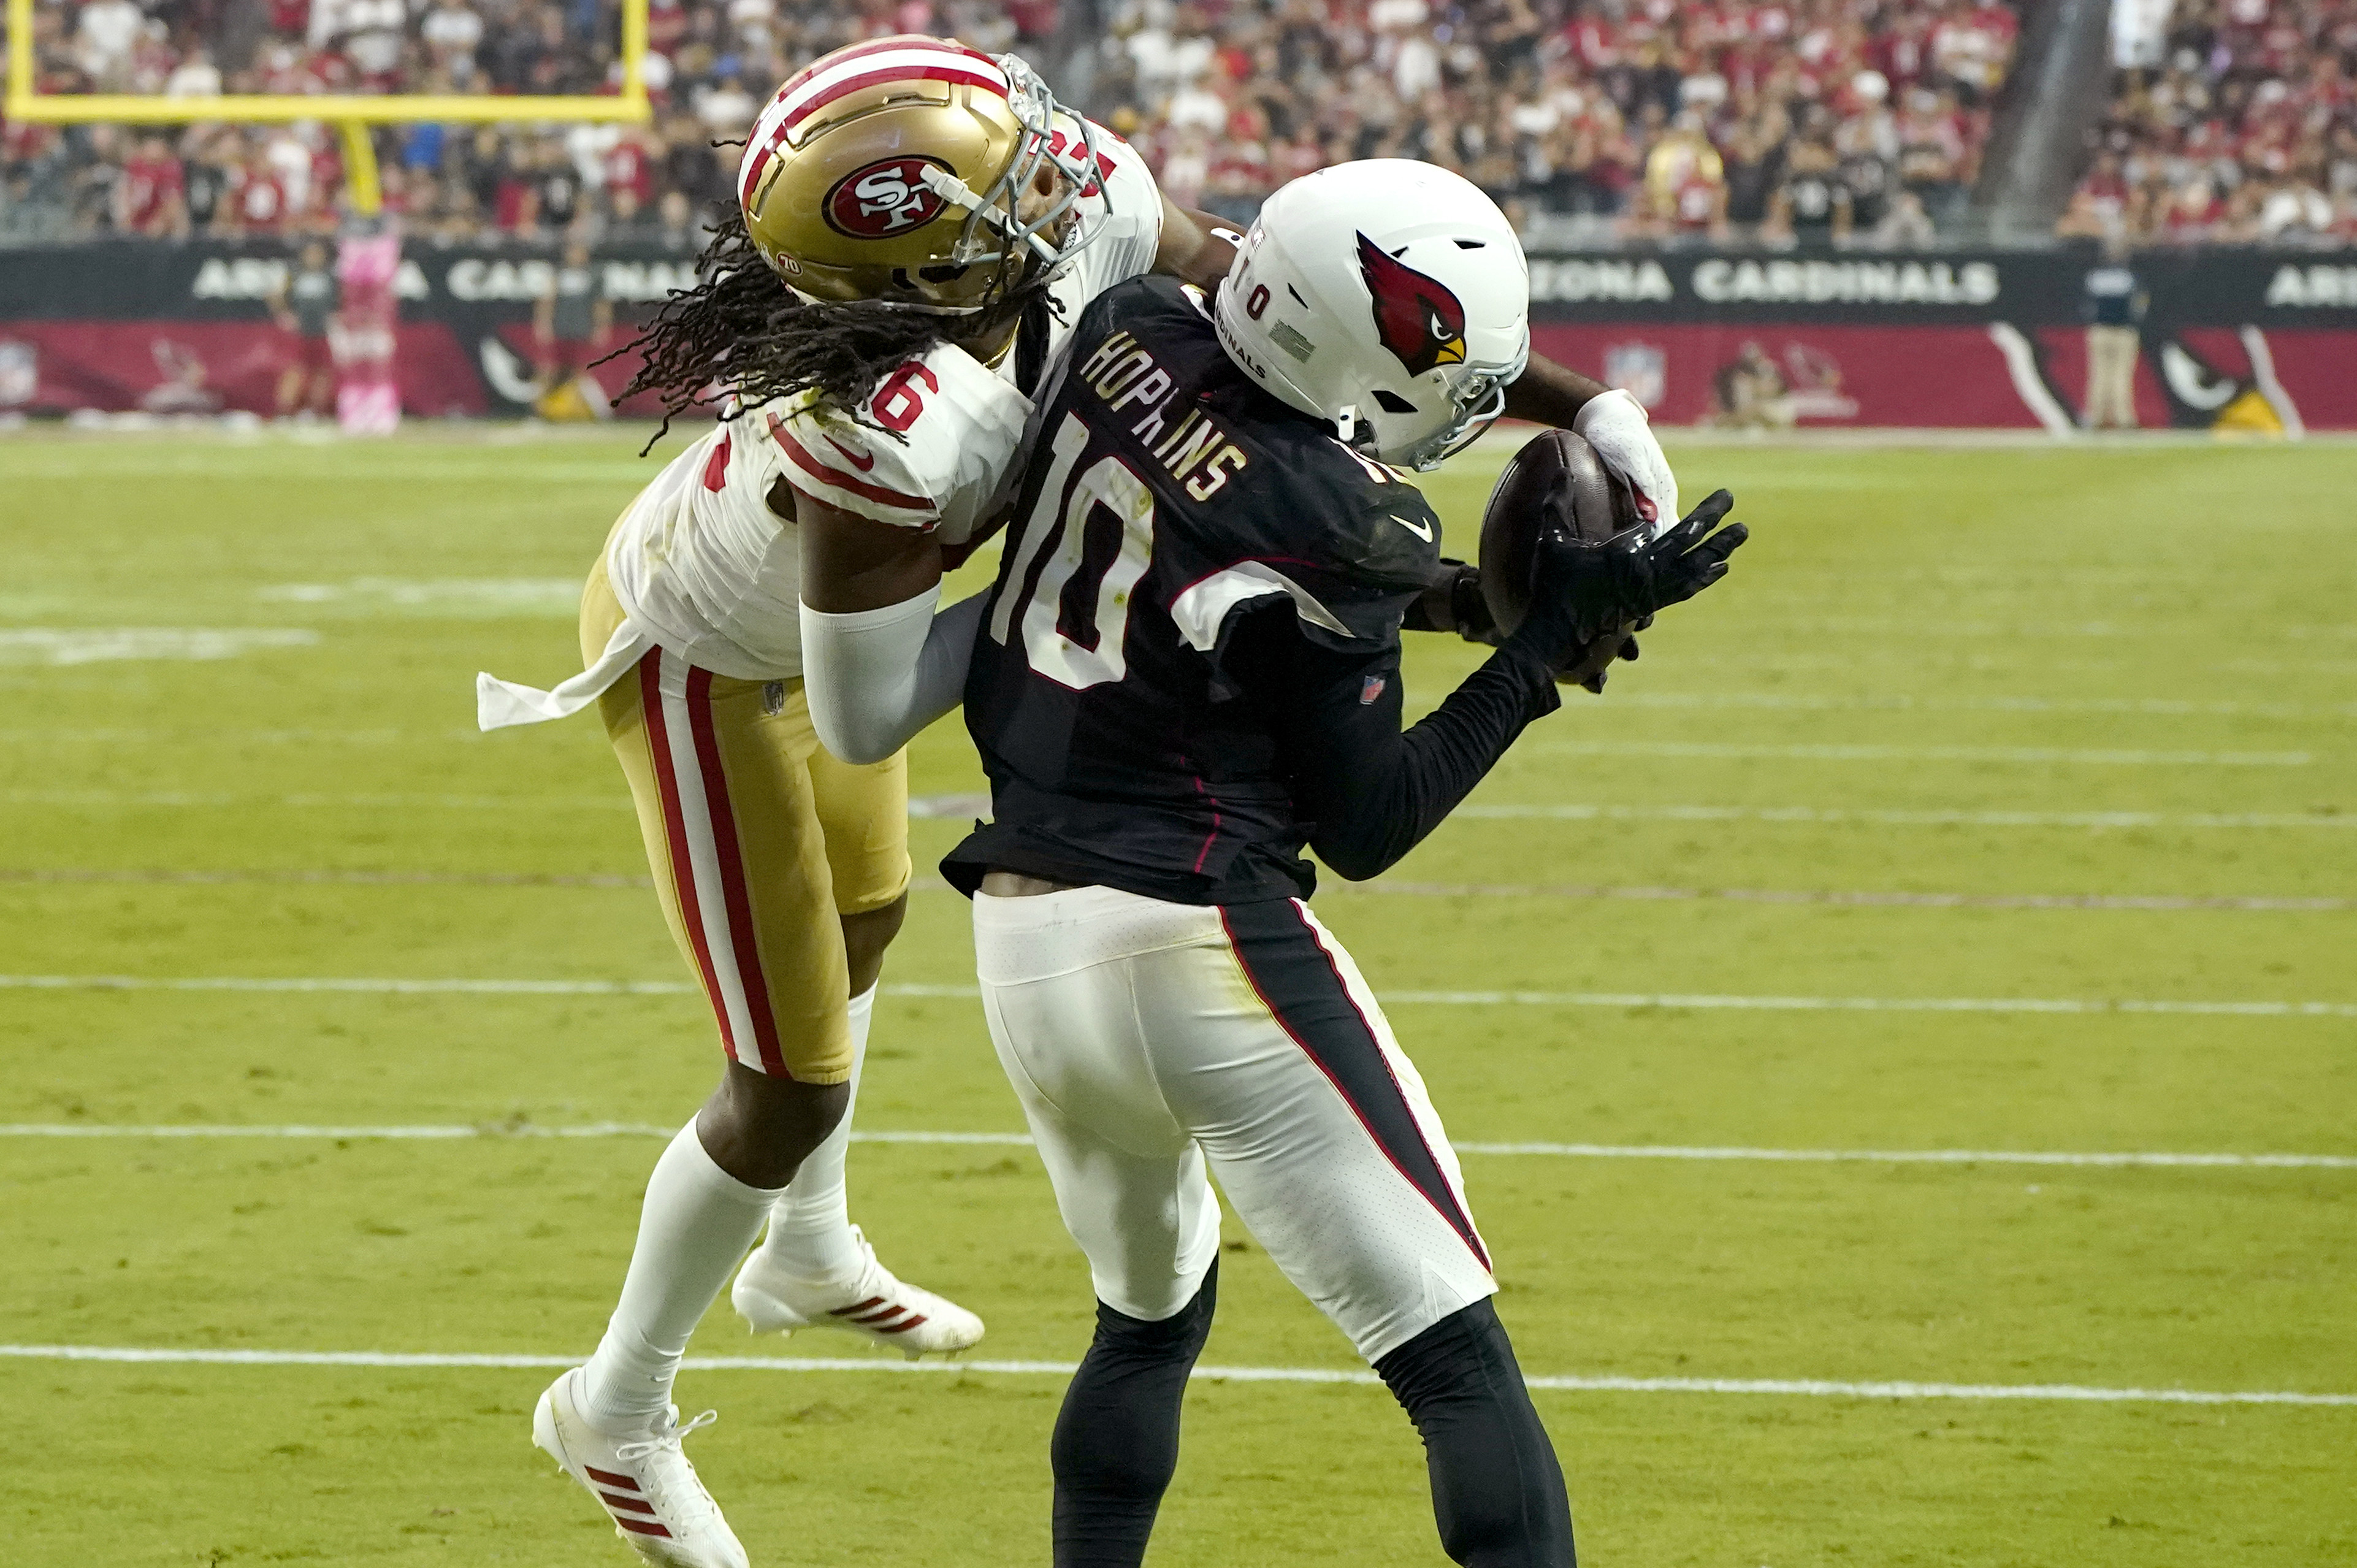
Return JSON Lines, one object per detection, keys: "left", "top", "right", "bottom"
{"left": 1371, "top": 389, "right": 1418, "bottom": 414}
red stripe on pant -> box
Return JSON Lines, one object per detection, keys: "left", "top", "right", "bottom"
{"left": 682, "top": 665, "right": 791, "bottom": 1078}
{"left": 1288, "top": 902, "right": 1489, "bottom": 1271}
{"left": 639, "top": 650, "right": 736, "bottom": 1060}
{"left": 1217, "top": 901, "right": 1490, "bottom": 1273}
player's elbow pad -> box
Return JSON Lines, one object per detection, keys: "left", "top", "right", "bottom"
{"left": 798, "top": 587, "right": 986, "bottom": 766}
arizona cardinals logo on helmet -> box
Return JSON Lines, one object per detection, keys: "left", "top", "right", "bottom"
{"left": 1357, "top": 233, "right": 1467, "bottom": 377}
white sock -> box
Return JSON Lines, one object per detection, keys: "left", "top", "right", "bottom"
{"left": 579, "top": 1121, "right": 785, "bottom": 1432}
{"left": 751, "top": 982, "right": 876, "bottom": 1282}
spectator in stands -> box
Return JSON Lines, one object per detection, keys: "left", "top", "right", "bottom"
{"left": 1639, "top": 111, "right": 1728, "bottom": 238}
{"left": 224, "top": 136, "right": 292, "bottom": 236}
{"left": 421, "top": 0, "right": 486, "bottom": 81}
{"left": 1765, "top": 136, "right": 1851, "bottom": 246}
{"left": 181, "top": 130, "right": 234, "bottom": 236}
{"left": 165, "top": 45, "right": 224, "bottom": 98}
{"left": 2260, "top": 164, "right": 2336, "bottom": 243}
{"left": 75, "top": 0, "right": 147, "bottom": 91}
{"left": 117, "top": 134, "right": 189, "bottom": 237}
{"left": 6, "top": 0, "right": 2072, "bottom": 249}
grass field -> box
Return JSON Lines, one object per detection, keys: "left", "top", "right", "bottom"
{"left": 2, "top": 427, "right": 2351, "bottom": 1567}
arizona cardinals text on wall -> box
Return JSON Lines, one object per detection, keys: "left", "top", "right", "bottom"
{"left": 824, "top": 158, "right": 952, "bottom": 239}
{"left": 1356, "top": 234, "right": 1468, "bottom": 376}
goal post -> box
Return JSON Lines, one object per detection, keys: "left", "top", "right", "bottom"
{"left": 2, "top": 0, "right": 651, "bottom": 208}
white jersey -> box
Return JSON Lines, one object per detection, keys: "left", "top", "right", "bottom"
{"left": 603, "top": 119, "right": 1162, "bottom": 685}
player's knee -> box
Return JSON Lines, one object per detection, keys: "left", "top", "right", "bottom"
{"left": 839, "top": 893, "right": 908, "bottom": 996}
{"left": 697, "top": 1066, "right": 850, "bottom": 1188}
{"left": 1377, "top": 1301, "right": 1575, "bottom": 1567}
{"left": 1093, "top": 1261, "right": 1219, "bottom": 1361}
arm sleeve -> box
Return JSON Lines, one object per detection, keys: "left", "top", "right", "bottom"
{"left": 797, "top": 587, "right": 988, "bottom": 766}
{"left": 1228, "top": 607, "right": 1564, "bottom": 882}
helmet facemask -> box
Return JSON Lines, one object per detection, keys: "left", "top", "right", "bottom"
{"left": 911, "top": 58, "right": 1112, "bottom": 306}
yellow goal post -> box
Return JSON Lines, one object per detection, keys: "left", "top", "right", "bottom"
{"left": 4, "top": 0, "right": 649, "bottom": 211}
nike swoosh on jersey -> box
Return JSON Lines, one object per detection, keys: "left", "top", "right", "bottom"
{"left": 1392, "top": 514, "right": 1435, "bottom": 543}
{"left": 823, "top": 434, "right": 877, "bottom": 472}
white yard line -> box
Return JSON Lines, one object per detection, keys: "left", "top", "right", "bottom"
{"left": 0, "top": 1344, "right": 2344, "bottom": 1406}
{"left": 1578, "top": 692, "right": 2357, "bottom": 720}
{"left": 12, "top": 792, "right": 2355, "bottom": 833}
{"left": 9, "top": 973, "right": 2351, "bottom": 1019}
{"left": 5, "top": 868, "right": 2341, "bottom": 912}
{"left": 1453, "top": 803, "right": 2357, "bottom": 831}
{"left": 0, "top": 790, "right": 630, "bottom": 811}
{"left": 1526, "top": 741, "right": 2312, "bottom": 767}
{"left": 0, "top": 868, "right": 655, "bottom": 889}
{"left": 2, "top": 1123, "right": 2348, "bottom": 1170}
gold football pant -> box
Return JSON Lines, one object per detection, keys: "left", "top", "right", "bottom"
{"left": 581, "top": 557, "right": 911, "bottom": 1084}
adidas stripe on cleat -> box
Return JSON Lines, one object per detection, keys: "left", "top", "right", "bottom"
{"left": 730, "top": 1223, "right": 984, "bottom": 1358}
{"left": 532, "top": 1367, "right": 750, "bottom": 1568}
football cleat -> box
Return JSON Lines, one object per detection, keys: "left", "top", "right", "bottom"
{"left": 730, "top": 1224, "right": 985, "bottom": 1358}
{"left": 532, "top": 1367, "right": 750, "bottom": 1568}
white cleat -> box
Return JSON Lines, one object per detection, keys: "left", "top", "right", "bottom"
{"left": 532, "top": 1367, "right": 751, "bottom": 1568}
{"left": 730, "top": 1224, "right": 985, "bottom": 1358}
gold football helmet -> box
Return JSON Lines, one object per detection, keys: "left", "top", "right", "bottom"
{"left": 737, "top": 37, "right": 1115, "bottom": 315}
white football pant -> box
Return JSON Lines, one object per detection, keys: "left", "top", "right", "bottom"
{"left": 973, "top": 885, "right": 1496, "bottom": 1362}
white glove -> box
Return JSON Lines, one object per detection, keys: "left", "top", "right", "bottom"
{"left": 1572, "top": 388, "right": 1678, "bottom": 539}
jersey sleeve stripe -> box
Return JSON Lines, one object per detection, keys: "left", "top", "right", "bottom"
{"left": 766, "top": 416, "right": 938, "bottom": 516}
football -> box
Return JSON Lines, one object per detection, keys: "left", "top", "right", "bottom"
{"left": 1477, "top": 427, "right": 1645, "bottom": 684}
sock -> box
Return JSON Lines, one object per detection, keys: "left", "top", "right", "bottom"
{"left": 749, "top": 982, "right": 875, "bottom": 1282}
{"left": 1050, "top": 1260, "right": 1219, "bottom": 1568}
{"left": 579, "top": 1121, "right": 786, "bottom": 1432}
{"left": 1374, "top": 1299, "right": 1576, "bottom": 1567}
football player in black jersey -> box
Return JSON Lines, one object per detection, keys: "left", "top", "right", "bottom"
{"left": 938, "top": 163, "right": 1747, "bottom": 1567}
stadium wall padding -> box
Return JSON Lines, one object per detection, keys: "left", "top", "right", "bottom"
{"left": 2, "top": 240, "right": 2354, "bottom": 428}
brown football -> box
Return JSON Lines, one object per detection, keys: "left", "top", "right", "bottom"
{"left": 1478, "top": 427, "right": 1643, "bottom": 684}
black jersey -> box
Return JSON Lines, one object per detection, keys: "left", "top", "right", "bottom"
{"left": 943, "top": 275, "right": 1451, "bottom": 905}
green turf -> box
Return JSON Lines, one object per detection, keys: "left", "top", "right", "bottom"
{"left": 2, "top": 428, "right": 2351, "bottom": 1566}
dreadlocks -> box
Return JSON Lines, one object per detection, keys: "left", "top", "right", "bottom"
{"left": 617, "top": 203, "right": 1045, "bottom": 449}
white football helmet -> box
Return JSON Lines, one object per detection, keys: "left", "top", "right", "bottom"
{"left": 1213, "top": 160, "right": 1530, "bottom": 470}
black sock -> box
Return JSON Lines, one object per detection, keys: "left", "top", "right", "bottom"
{"left": 1375, "top": 1299, "right": 1576, "bottom": 1567}
{"left": 1049, "top": 1261, "right": 1219, "bottom": 1567}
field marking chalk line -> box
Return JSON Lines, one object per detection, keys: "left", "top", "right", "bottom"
{"left": 7, "top": 974, "right": 2351, "bottom": 1019}
{"left": 1454, "top": 803, "right": 2357, "bottom": 831}
{"left": 4, "top": 867, "right": 2342, "bottom": 912}
{"left": 2, "top": 1125, "right": 2350, "bottom": 1170}
{"left": 1527, "top": 741, "right": 2313, "bottom": 767}
{"left": 13, "top": 792, "right": 2357, "bottom": 833}
{"left": 0, "top": 1345, "right": 2345, "bottom": 1407}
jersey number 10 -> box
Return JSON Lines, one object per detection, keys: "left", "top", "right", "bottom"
{"left": 988, "top": 412, "right": 1156, "bottom": 692}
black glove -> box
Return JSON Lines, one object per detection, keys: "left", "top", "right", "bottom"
{"left": 1507, "top": 489, "right": 1746, "bottom": 672}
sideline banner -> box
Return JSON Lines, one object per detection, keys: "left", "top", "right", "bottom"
{"left": 1, "top": 239, "right": 2352, "bottom": 427}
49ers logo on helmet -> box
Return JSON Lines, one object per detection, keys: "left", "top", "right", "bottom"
{"left": 1356, "top": 233, "right": 1468, "bottom": 377}
{"left": 824, "top": 157, "right": 952, "bottom": 238}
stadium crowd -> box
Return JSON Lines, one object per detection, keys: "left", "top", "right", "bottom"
{"left": 0, "top": 0, "right": 2345, "bottom": 248}
{"left": 2063, "top": 0, "right": 2357, "bottom": 245}
{"left": 0, "top": 0, "right": 1061, "bottom": 242}
{"left": 1090, "top": 0, "right": 2015, "bottom": 245}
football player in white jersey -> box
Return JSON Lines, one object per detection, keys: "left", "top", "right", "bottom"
{"left": 476, "top": 37, "right": 1238, "bottom": 1567}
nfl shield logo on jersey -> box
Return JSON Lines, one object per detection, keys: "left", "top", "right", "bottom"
{"left": 1603, "top": 342, "right": 1667, "bottom": 410}
{"left": 1359, "top": 673, "right": 1387, "bottom": 705}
